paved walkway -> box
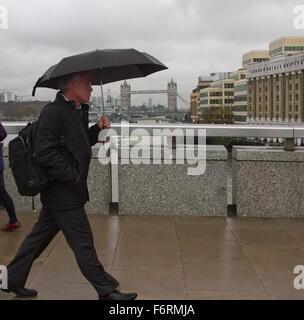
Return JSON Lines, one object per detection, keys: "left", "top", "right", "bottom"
{"left": 1, "top": 211, "right": 304, "bottom": 300}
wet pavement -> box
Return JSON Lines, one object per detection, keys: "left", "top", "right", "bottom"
{"left": 1, "top": 211, "right": 304, "bottom": 300}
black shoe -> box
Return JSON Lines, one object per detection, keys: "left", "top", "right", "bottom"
{"left": 99, "top": 290, "right": 137, "bottom": 300}
{"left": 1, "top": 287, "right": 38, "bottom": 298}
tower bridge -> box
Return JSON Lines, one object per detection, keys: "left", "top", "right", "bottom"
{"left": 120, "top": 79, "right": 179, "bottom": 112}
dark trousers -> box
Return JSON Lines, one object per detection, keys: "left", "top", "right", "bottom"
{"left": 6, "top": 205, "right": 119, "bottom": 297}
{"left": 0, "top": 171, "right": 17, "bottom": 223}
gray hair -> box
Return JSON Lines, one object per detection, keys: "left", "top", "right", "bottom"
{"left": 57, "top": 73, "right": 83, "bottom": 94}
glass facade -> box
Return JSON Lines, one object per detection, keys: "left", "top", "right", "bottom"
{"left": 234, "top": 84, "right": 247, "bottom": 92}
{"left": 210, "top": 91, "right": 222, "bottom": 96}
{"left": 225, "top": 91, "right": 234, "bottom": 96}
{"left": 243, "top": 58, "right": 252, "bottom": 66}
{"left": 224, "top": 99, "right": 234, "bottom": 104}
{"left": 269, "top": 47, "right": 282, "bottom": 56}
{"left": 234, "top": 115, "right": 247, "bottom": 122}
{"left": 200, "top": 92, "right": 208, "bottom": 98}
{"left": 230, "top": 74, "right": 240, "bottom": 80}
{"left": 243, "top": 58, "right": 269, "bottom": 66}
{"left": 224, "top": 83, "right": 234, "bottom": 88}
{"left": 234, "top": 105, "right": 247, "bottom": 112}
{"left": 210, "top": 99, "right": 222, "bottom": 104}
{"left": 253, "top": 58, "right": 268, "bottom": 63}
{"left": 234, "top": 95, "right": 247, "bottom": 102}
{"left": 285, "top": 46, "right": 304, "bottom": 51}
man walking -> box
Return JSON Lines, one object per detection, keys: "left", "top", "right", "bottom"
{"left": 1, "top": 71, "right": 137, "bottom": 300}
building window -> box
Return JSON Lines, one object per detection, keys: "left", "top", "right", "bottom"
{"left": 296, "top": 83, "right": 299, "bottom": 90}
{"left": 210, "top": 99, "right": 222, "bottom": 104}
{"left": 224, "top": 99, "right": 234, "bottom": 104}
{"left": 270, "top": 47, "right": 282, "bottom": 56}
{"left": 210, "top": 92, "right": 222, "bottom": 97}
{"left": 234, "top": 84, "right": 247, "bottom": 92}
{"left": 224, "top": 83, "right": 234, "bottom": 88}
{"left": 200, "top": 92, "right": 208, "bottom": 98}
{"left": 224, "top": 91, "right": 234, "bottom": 96}
{"left": 235, "top": 95, "right": 247, "bottom": 102}
{"left": 234, "top": 115, "right": 247, "bottom": 122}
{"left": 285, "top": 46, "right": 304, "bottom": 51}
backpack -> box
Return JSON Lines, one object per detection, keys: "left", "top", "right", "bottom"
{"left": 8, "top": 120, "right": 49, "bottom": 196}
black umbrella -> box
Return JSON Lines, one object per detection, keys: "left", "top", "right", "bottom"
{"left": 32, "top": 49, "right": 168, "bottom": 111}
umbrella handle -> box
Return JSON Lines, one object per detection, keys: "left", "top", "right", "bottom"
{"left": 99, "top": 127, "right": 111, "bottom": 144}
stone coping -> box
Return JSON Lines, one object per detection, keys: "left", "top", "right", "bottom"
{"left": 232, "top": 146, "right": 304, "bottom": 162}
{"left": 3, "top": 145, "right": 102, "bottom": 160}
{"left": 3, "top": 145, "right": 228, "bottom": 161}
{"left": 115, "top": 145, "right": 227, "bottom": 161}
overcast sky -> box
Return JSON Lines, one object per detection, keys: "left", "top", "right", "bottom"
{"left": 0, "top": 0, "right": 303, "bottom": 108}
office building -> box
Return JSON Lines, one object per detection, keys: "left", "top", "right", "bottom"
{"left": 199, "top": 78, "right": 234, "bottom": 124}
{"left": 230, "top": 69, "right": 247, "bottom": 124}
{"left": 269, "top": 36, "right": 304, "bottom": 57}
{"left": 246, "top": 52, "right": 304, "bottom": 124}
{"left": 242, "top": 50, "right": 269, "bottom": 68}
{"left": 190, "top": 87, "right": 200, "bottom": 123}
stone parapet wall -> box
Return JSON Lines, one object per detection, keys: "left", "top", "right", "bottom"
{"left": 2, "top": 147, "right": 110, "bottom": 214}
{"left": 118, "top": 145, "right": 228, "bottom": 216}
{"left": 232, "top": 146, "right": 304, "bottom": 217}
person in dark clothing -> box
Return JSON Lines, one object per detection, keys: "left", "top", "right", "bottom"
{"left": 0, "top": 120, "right": 21, "bottom": 231}
{"left": 1, "top": 71, "right": 137, "bottom": 300}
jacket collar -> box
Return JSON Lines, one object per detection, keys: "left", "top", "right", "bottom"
{"left": 55, "top": 92, "right": 89, "bottom": 111}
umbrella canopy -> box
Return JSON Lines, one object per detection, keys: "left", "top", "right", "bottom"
{"left": 32, "top": 49, "right": 168, "bottom": 96}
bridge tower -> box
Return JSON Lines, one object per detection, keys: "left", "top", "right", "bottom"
{"left": 120, "top": 80, "right": 131, "bottom": 110}
{"left": 167, "top": 78, "right": 177, "bottom": 112}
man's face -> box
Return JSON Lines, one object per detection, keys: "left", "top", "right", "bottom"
{"left": 71, "top": 72, "right": 93, "bottom": 104}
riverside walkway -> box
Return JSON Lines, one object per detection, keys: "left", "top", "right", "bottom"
{"left": 1, "top": 211, "right": 304, "bottom": 300}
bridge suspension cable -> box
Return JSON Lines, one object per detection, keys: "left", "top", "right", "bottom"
{"left": 176, "top": 93, "right": 190, "bottom": 106}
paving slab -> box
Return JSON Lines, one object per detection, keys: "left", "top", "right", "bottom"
{"left": 1, "top": 214, "right": 304, "bottom": 300}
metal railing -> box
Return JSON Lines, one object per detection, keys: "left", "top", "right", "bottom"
{"left": 3, "top": 122, "right": 304, "bottom": 151}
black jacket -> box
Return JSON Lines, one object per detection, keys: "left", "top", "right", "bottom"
{"left": 34, "top": 93, "right": 101, "bottom": 210}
